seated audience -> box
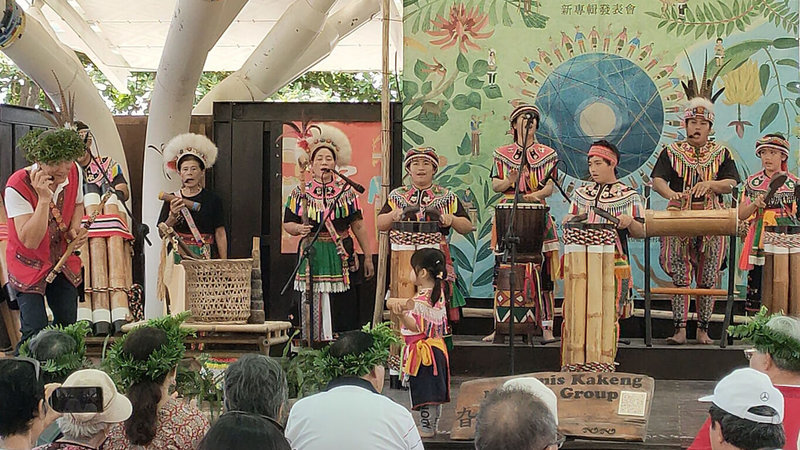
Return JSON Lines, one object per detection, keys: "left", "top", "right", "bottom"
{"left": 223, "top": 354, "right": 288, "bottom": 422}
{"left": 285, "top": 329, "right": 422, "bottom": 450}
{"left": 0, "top": 358, "right": 59, "bottom": 450}
{"left": 474, "top": 387, "right": 561, "bottom": 450}
{"left": 699, "top": 368, "right": 785, "bottom": 450}
{"left": 197, "top": 411, "right": 289, "bottom": 450}
{"left": 104, "top": 314, "right": 209, "bottom": 449}
{"left": 690, "top": 312, "right": 800, "bottom": 449}
{"left": 502, "top": 377, "right": 559, "bottom": 425}
{"left": 34, "top": 369, "right": 131, "bottom": 450}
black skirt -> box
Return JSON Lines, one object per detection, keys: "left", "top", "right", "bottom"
{"left": 409, "top": 346, "right": 450, "bottom": 410}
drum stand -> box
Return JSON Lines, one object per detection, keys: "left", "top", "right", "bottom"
{"left": 643, "top": 186, "right": 738, "bottom": 348}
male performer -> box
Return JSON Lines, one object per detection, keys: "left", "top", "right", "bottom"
{"left": 738, "top": 134, "right": 799, "bottom": 312}
{"left": 490, "top": 103, "right": 559, "bottom": 342}
{"left": 5, "top": 126, "right": 87, "bottom": 352}
{"left": 377, "top": 146, "right": 473, "bottom": 309}
{"left": 651, "top": 63, "right": 740, "bottom": 345}
{"left": 564, "top": 140, "right": 644, "bottom": 321}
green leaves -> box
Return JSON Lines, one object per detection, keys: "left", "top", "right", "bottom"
{"left": 773, "top": 37, "right": 799, "bottom": 49}
{"left": 457, "top": 53, "right": 470, "bottom": 73}
{"left": 483, "top": 84, "right": 503, "bottom": 99}
{"left": 453, "top": 92, "right": 482, "bottom": 110}
{"left": 704, "top": 40, "right": 772, "bottom": 78}
{"left": 760, "top": 0, "right": 799, "bottom": 34}
{"left": 759, "top": 63, "right": 771, "bottom": 92}
{"left": 760, "top": 103, "right": 780, "bottom": 131}
{"left": 650, "top": 0, "right": 778, "bottom": 38}
{"left": 457, "top": 133, "right": 472, "bottom": 156}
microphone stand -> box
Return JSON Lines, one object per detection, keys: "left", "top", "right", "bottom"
{"left": 281, "top": 173, "right": 349, "bottom": 346}
{"left": 501, "top": 116, "right": 535, "bottom": 375}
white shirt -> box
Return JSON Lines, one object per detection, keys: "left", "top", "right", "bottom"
{"left": 286, "top": 379, "right": 423, "bottom": 450}
{"left": 5, "top": 163, "right": 84, "bottom": 218}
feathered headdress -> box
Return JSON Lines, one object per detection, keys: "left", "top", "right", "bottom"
{"left": 300, "top": 123, "right": 352, "bottom": 166}
{"left": 681, "top": 52, "right": 729, "bottom": 123}
{"left": 163, "top": 133, "right": 218, "bottom": 173}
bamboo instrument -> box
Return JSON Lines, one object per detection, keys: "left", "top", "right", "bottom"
{"left": 601, "top": 250, "right": 616, "bottom": 363}
{"left": 762, "top": 250, "right": 774, "bottom": 312}
{"left": 105, "top": 202, "right": 128, "bottom": 333}
{"left": 585, "top": 248, "right": 603, "bottom": 363}
{"left": 773, "top": 249, "right": 790, "bottom": 313}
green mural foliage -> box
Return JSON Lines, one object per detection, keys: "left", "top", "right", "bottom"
{"left": 405, "top": 0, "right": 799, "bottom": 298}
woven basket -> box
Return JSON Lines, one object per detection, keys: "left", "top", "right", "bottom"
{"left": 181, "top": 258, "right": 252, "bottom": 323}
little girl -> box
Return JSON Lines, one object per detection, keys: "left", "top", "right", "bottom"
{"left": 390, "top": 247, "right": 451, "bottom": 438}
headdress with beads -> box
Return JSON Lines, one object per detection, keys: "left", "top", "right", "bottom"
{"left": 404, "top": 146, "right": 439, "bottom": 173}
{"left": 300, "top": 123, "right": 352, "bottom": 166}
{"left": 756, "top": 134, "right": 790, "bottom": 171}
{"left": 163, "top": 133, "right": 218, "bottom": 173}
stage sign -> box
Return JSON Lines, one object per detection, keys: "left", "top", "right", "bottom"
{"left": 451, "top": 371, "right": 655, "bottom": 442}
{"left": 280, "top": 121, "right": 382, "bottom": 254}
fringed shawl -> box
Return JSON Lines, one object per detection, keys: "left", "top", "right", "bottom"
{"left": 493, "top": 143, "right": 558, "bottom": 194}
{"left": 743, "top": 170, "right": 799, "bottom": 210}
{"left": 403, "top": 288, "right": 448, "bottom": 339}
{"left": 285, "top": 179, "right": 361, "bottom": 225}
{"left": 387, "top": 184, "right": 458, "bottom": 217}
{"left": 570, "top": 181, "right": 643, "bottom": 224}
{"left": 665, "top": 141, "right": 730, "bottom": 188}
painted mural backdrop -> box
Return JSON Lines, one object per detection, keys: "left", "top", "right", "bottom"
{"left": 403, "top": 0, "right": 799, "bottom": 298}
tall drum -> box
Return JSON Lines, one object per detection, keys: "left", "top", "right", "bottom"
{"left": 389, "top": 221, "right": 442, "bottom": 298}
{"left": 762, "top": 225, "right": 800, "bottom": 315}
{"left": 494, "top": 203, "right": 548, "bottom": 259}
{"left": 561, "top": 223, "right": 617, "bottom": 372}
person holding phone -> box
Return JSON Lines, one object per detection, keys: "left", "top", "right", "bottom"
{"left": 0, "top": 358, "right": 61, "bottom": 450}
{"left": 5, "top": 127, "right": 87, "bottom": 354}
{"left": 36, "top": 369, "right": 131, "bottom": 450}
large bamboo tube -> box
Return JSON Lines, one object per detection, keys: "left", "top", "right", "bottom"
{"left": 390, "top": 249, "right": 416, "bottom": 298}
{"left": 762, "top": 251, "right": 774, "bottom": 312}
{"left": 601, "top": 249, "right": 616, "bottom": 364}
{"left": 790, "top": 250, "right": 800, "bottom": 316}
{"left": 104, "top": 203, "right": 128, "bottom": 334}
{"left": 585, "top": 247, "right": 603, "bottom": 363}
{"left": 565, "top": 244, "right": 587, "bottom": 365}
{"left": 86, "top": 203, "right": 110, "bottom": 336}
{"left": 773, "top": 249, "right": 790, "bottom": 314}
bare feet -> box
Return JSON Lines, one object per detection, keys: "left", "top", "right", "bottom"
{"left": 696, "top": 328, "right": 713, "bottom": 345}
{"left": 666, "top": 328, "right": 687, "bottom": 345}
{"left": 482, "top": 331, "right": 496, "bottom": 342}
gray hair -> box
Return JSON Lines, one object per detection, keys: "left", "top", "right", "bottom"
{"left": 474, "top": 388, "right": 558, "bottom": 450}
{"left": 765, "top": 315, "right": 800, "bottom": 373}
{"left": 223, "top": 354, "right": 288, "bottom": 421}
{"left": 56, "top": 416, "right": 106, "bottom": 440}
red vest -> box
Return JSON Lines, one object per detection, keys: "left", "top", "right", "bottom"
{"left": 5, "top": 165, "right": 82, "bottom": 294}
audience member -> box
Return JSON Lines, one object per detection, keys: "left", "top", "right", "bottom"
{"left": 285, "top": 329, "right": 422, "bottom": 450}
{"left": 223, "top": 354, "right": 287, "bottom": 422}
{"left": 474, "top": 388, "right": 561, "bottom": 450}
{"left": 197, "top": 411, "right": 289, "bottom": 450}
{"left": 0, "top": 358, "right": 59, "bottom": 450}
{"left": 502, "top": 377, "right": 559, "bottom": 425}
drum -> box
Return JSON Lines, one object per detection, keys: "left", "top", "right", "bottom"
{"left": 494, "top": 203, "right": 549, "bottom": 256}
{"left": 389, "top": 221, "right": 442, "bottom": 298}
{"left": 762, "top": 225, "right": 800, "bottom": 315}
{"left": 561, "top": 223, "right": 617, "bottom": 372}
{"left": 493, "top": 263, "right": 538, "bottom": 343}
{"left": 644, "top": 208, "right": 737, "bottom": 237}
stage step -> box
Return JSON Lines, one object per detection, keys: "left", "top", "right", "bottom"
{"left": 448, "top": 336, "right": 746, "bottom": 381}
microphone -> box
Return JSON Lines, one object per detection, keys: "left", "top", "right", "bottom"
{"left": 324, "top": 168, "right": 365, "bottom": 194}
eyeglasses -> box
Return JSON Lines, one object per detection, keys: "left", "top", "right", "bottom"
{"left": 10, "top": 356, "right": 41, "bottom": 381}
{"left": 225, "top": 410, "right": 285, "bottom": 432}
{"left": 744, "top": 348, "right": 758, "bottom": 360}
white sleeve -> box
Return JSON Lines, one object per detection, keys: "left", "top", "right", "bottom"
{"left": 403, "top": 411, "right": 424, "bottom": 450}
{"left": 74, "top": 163, "right": 84, "bottom": 203}
{"left": 5, "top": 186, "right": 34, "bottom": 218}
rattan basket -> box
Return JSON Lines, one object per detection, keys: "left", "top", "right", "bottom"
{"left": 181, "top": 258, "right": 252, "bottom": 323}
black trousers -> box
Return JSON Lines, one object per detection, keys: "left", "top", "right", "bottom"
{"left": 14, "top": 273, "right": 78, "bottom": 353}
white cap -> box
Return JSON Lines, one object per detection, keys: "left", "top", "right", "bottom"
{"left": 699, "top": 368, "right": 783, "bottom": 425}
{"left": 502, "top": 377, "right": 558, "bottom": 425}
{"left": 62, "top": 369, "right": 132, "bottom": 424}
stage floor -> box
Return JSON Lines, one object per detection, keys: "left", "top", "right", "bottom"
{"left": 449, "top": 335, "right": 748, "bottom": 381}
{"left": 385, "top": 375, "right": 715, "bottom": 449}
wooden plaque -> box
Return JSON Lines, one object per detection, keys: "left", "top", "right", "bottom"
{"left": 451, "top": 372, "right": 654, "bottom": 442}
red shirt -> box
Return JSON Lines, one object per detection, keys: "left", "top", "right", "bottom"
{"left": 688, "top": 384, "right": 800, "bottom": 450}
{"left": 5, "top": 166, "right": 82, "bottom": 293}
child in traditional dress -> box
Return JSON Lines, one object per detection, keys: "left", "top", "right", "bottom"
{"left": 390, "top": 247, "right": 451, "bottom": 438}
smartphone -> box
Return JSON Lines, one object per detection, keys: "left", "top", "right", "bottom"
{"left": 49, "top": 386, "right": 104, "bottom": 413}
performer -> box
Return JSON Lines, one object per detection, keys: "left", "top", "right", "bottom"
{"left": 5, "top": 126, "right": 87, "bottom": 352}
{"left": 283, "top": 134, "right": 374, "bottom": 342}
{"left": 390, "top": 248, "right": 451, "bottom": 438}
{"left": 490, "top": 103, "right": 559, "bottom": 342}
{"left": 738, "top": 134, "right": 798, "bottom": 312}
{"left": 377, "top": 146, "right": 472, "bottom": 315}
{"left": 158, "top": 133, "right": 227, "bottom": 259}
{"left": 76, "top": 121, "right": 129, "bottom": 202}
{"left": 651, "top": 64, "right": 740, "bottom": 345}
{"left": 564, "top": 140, "right": 645, "bottom": 318}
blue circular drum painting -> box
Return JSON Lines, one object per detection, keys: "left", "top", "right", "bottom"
{"left": 535, "top": 53, "right": 664, "bottom": 179}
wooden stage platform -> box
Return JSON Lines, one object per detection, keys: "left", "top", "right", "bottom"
{"left": 385, "top": 375, "right": 714, "bottom": 449}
